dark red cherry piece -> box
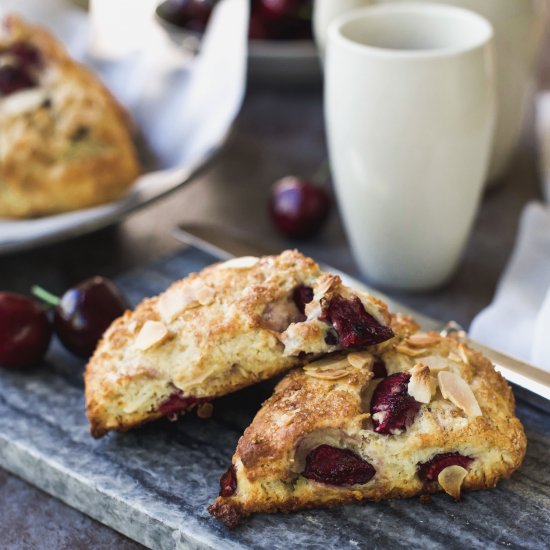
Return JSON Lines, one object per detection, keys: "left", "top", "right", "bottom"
{"left": 292, "top": 285, "right": 313, "bottom": 314}
{"left": 219, "top": 465, "right": 238, "bottom": 497}
{"left": 370, "top": 372, "right": 420, "bottom": 435}
{"left": 302, "top": 444, "right": 376, "bottom": 486}
{"left": 258, "top": 0, "right": 299, "bottom": 20}
{"left": 53, "top": 277, "right": 128, "bottom": 358}
{"left": 269, "top": 176, "right": 331, "bottom": 239}
{"left": 0, "top": 292, "right": 52, "bottom": 369}
{"left": 418, "top": 453, "right": 473, "bottom": 482}
{"left": 320, "top": 295, "right": 394, "bottom": 348}
{"left": 157, "top": 393, "right": 203, "bottom": 416}
{"left": 8, "top": 42, "right": 43, "bottom": 69}
{"left": 372, "top": 358, "right": 388, "bottom": 379}
{"left": 0, "top": 64, "right": 35, "bottom": 96}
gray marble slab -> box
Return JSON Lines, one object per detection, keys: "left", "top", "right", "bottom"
{"left": 0, "top": 246, "right": 549, "bottom": 550}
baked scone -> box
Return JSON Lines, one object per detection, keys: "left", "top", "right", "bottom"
{"left": 85, "top": 251, "right": 395, "bottom": 438}
{"left": 0, "top": 15, "right": 140, "bottom": 218}
{"left": 209, "top": 320, "right": 527, "bottom": 527}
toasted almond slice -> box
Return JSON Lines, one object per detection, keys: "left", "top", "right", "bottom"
{"left": 347, "top": 352, "right": 373, "bottom": 370}
{"left": 395, "top": 344, "right": 426, "bottom": 357}
{"left": 406, "top": 333, "right": 441, "bottom": 348}
{"left": 407, "top": 363, "right": 433, "bottom": 403}
{"left": 221, "top": 256, "right": 259, "bottom": 269}
{"left": 437, "top": 465, "right": 468, "bottom": 500}
{"left": 315, "top": 275, "right": 338, "bottom": 297}
{"left": 305, "top": 369, "right": 352, "bottom": 380}
{"left": 134, "top": 320, "right": 169, "bottom": 351}
{"left": 438, "top": 371, "right": 482, "bottom": 417}
{"left": 304, "top": 356, "right": 350, "bottom": 372}
{"left": 195, "top": 285, "right": 216, "bottom": 306}
{"left": 421, "top": 355, "right": 449, "bottom": 372}
{"left": 457, "top": 343, "right": 470, "bottom": 365}
{"left": 127, "top": 320, "right": 139, "bottom": 334}
{"left": 157, "top": 286, "right": 198, "bottom": 323}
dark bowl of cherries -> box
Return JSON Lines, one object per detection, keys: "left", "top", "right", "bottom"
{"left": 156, "top": 0, "right": 319, "bottom": 83}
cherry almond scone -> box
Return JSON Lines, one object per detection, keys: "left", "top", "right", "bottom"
{"left": 0, "top": 15, "right": 139, "bottom": 218}
{"left": 85, "top": 251, "right": 395, "bottom": 437}
{"left": 209, "top": 320, "right": 526, "bottom": 526}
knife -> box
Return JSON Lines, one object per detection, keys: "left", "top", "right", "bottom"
{"left": 173, "top": 222, "right": 550, "bottom": 409}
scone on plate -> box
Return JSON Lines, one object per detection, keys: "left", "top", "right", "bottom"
{"left": 0, "top": 15, "right": 140, "bottom": 218}
{"left": 209, "top": 325, "right": 527, "bottom": 526}
{"left": 85, "top": 251, "right": 395, "bottom": 438}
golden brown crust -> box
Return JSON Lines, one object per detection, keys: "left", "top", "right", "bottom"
{"left": 209, "top": 331, "right": 527, "bottom": 526}
{"left": 0, "top": 15, "right": 140, "bottom": 218}
{"left": 85, "top": 251, "right": 394, "bottom": 437}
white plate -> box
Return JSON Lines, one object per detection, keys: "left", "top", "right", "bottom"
{"left": 0, "top": 0, "right": 248, "bottom": 255}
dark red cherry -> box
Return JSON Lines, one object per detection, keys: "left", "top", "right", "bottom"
{"left": 320, "top": 295, "right": 394, "bottom": 348}
{"left": 219, "top": 465, "right": 237, "bottom": 497}
{"left": 372, "top": 358, "right": 388, "bottom": 379}
{"left": 418, "top": 453, "right": 473, "bottom": 482}
{"left": 0, "top": 64, "right": 35, "bottom": 96}
{"left": 53, "top": 277, "right": 128, "bottom": 358}
{"left": 302, "top": 444, "right": 375, "bottom": 486}
{"left": 269, "top": 176, "right": 331, "bottom": 239}
{"left": 370, "top": 372, "right": 420, "bottom": 435}
{"left": 0, "top": 292, "right": 52, "bottom": 369}
{"left": 292, "top": 285, "right": 313, "bottom": 314}
{"left": 8, "top": 42, "right": 43, "bottom": 69}
{"left": 258, "top": 0, "right": 298, "bottom": 20}
{"left": 157, "top": 393, "right": 203, "bottom": 416}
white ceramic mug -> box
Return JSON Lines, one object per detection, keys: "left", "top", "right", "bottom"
{"left": 315, "top": 0, "right": 549, "bottom": 183}
{"left": 325, "top": 3, "right": 496, "bottom": 290}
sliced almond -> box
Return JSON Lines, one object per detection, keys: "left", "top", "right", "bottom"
{"left": 438, "top": 371, "right": 482, "bottom": 417}
{"left": 405, "top": 333, "right": 441, "bottom": 348}
{"left": 195, "top": 285, "right": 216, "bottom": 306}
{"left": 221, "top": 256, "right": 259, "bottom": 269}
{"left": 304, "top": 356, "right": 353, "bottom": 380}
{"left": 395, "top": 344, "right": 426, "bottom": 357}
{"left": 437, "top": 465, "right": 468, "bottom": 500}
{"left": 347, "top": 351, "right": 373, "bottom": 370}
{"left": 134, "top": 320, "right": 169, "bottom": 351}
{"left": 457, "top": 343, "right": 470, "bottom": 365}
{"left": 407, "top": 363, "right": 433, "bottom": 404}
{"left": 315, "top": 275, "right": 338, "bottom": 297}
{"left": 157, "top": 286, "right": 198, "bottom": 323}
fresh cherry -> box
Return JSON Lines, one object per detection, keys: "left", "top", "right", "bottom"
{"left": 219, "top": 464, "right": 238, "bottom": 497}
{"left": 418, "top": 452, "right": 473, "bottom": 482}
{"left": 302, "top": 444, "right": 376, "bottom": 486}
{"left": 320, "top": 295, "right": 395, "bottom": 348}
{"left": 34, "top": 277, "right": 128, "bottom": 358}
{"left": 257, "top": 0, "right": 299, "bottom": 20}
{"left": 269, "top": 176, "right": 331, "bottom": 239}
{"left": 370, "top": 372, "right": 420, "bottom": 435}
{"left": 0, "top": 292, "right": 52, "bottom": 369}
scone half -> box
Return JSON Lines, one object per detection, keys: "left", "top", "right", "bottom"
{"left": 85, "top": 251, "right": 396, "bottom": 437}
{"left": 208, "top": 328, "right": 527, "bottom": 527}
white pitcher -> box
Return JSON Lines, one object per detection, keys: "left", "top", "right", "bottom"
{"left": 314, "top": 0, "right": 550, "bottom": 183}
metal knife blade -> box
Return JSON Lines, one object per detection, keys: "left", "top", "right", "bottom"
{"left": 172, "top": 223, "right": 550, "bottom": 408}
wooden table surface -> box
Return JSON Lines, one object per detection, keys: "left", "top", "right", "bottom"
{"left": 1, "top": 35, "right": 549, "bottom": 549}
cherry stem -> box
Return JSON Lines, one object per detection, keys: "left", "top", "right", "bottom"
{"left": 31, "top": 285, "right": 60, "bottom": 307}
{"left": 311, "top": 159, "right": 330, "bottom": 186}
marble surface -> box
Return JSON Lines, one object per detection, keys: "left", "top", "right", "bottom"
{"left": 0, "top": 246, "right": 549, "bottom": 549}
